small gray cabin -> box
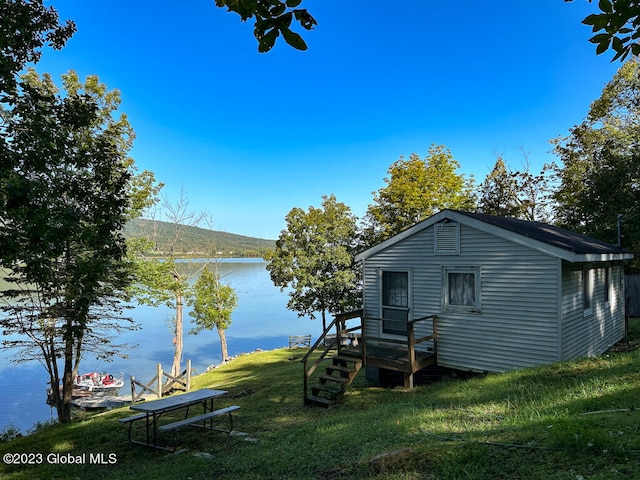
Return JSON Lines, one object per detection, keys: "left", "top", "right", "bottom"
{"left": 355, "top": 209, "right": 633, "bottom": 375}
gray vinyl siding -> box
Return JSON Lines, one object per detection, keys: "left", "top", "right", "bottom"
{"left": 561, "top": 262, "right": 626, "bottom": 360}
{"left": 362, "top": 222, "right": 560, "bottom": 372}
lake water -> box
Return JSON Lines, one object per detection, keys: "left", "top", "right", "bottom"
{"left": 0, "top": 259, "right": 325, "bottom": 434}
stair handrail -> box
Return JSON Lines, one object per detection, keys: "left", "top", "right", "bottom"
{"left": 301, "top": 309, "right": 363, "bottom": 404}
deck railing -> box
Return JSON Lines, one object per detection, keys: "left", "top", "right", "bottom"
{"left": 302, "top": 311, "right": 438, "bottom": 399}
{"left": 363, "top": 314, "right": 437, "bottom": 374}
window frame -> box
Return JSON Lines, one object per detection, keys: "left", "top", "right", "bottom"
{"left": 442, "top": 266, "right": 482, "bottom": 313}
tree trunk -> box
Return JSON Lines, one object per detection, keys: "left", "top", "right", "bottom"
{"left": 60, "top": 327, "right": 75, "bottom": 423}
{"left": 217, "top": 326, "right": 229, "bottom": 362}
{"left": 171, "top": 291, "right": 183, "bottom": 377}
{"left": 45, "top": 333, "right": 65, "bottom": 423}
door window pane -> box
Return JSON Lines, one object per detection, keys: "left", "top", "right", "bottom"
{"left": 383, "top": 271, "right": 408, "bottom": 307}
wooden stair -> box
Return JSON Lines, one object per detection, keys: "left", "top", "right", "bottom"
{"left": 305, "top": 353, "right": 362, "bottom": 407}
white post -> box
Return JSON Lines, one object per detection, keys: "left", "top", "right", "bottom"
{"left": 157, "top": 363, "right": 162, "bottom": 398}
{"left": 186, "top": 359, "right": 191, "bottom": 391}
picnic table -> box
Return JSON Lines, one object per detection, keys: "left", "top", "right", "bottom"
{"left": 119, "top": 388, "right": 240, "bottom": 451}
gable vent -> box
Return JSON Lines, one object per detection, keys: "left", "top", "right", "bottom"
{"left": 435, "top": 223, "right": 460, "bottom": 255}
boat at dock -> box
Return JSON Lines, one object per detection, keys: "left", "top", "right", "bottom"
{"left": 74, "top": 372, "right": 124, "bottom": 392}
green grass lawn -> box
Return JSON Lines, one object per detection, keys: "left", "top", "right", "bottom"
{"left": 3, "top": 322, "right": 640, "bottom": 479}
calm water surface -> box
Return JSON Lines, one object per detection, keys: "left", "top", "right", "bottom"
{"left": 0, "top": 259, "right": 324, "bottom": 433}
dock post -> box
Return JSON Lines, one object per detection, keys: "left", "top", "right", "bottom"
{"left": 186, "top": 359, "right": 191, "bottom": 391}
{"left": 130, "top": 376, "right": 136, "bottom": 403}
{"left": 157, "top": 363, "right": 162, "bottom": 398}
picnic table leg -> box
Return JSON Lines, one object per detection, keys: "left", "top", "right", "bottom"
{"left": 148, "top": 414, "right": 154, "bottom": 447}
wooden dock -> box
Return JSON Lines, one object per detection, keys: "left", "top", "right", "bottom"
{"left": 71, "top": 391, "right": 156, "bottom": 410}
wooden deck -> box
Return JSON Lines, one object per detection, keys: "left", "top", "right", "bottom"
{"left": 341, "top": 343, "right": 436, "bottom": 373}
{"left": 302, "top": 310, "right": 439, "bottom": 404}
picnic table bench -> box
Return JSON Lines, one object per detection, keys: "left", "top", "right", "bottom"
{"left": 119, "top": 389, "right": 239, "bottom": 451}
{"left": 158, "top": 406, "right": 240, "bottom": 432}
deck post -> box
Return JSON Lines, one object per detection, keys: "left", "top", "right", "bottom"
{"left": 361, "top": 312, "right": 367, "bottom": 366}
{"left": 407, "top": 321, "right": 416, "bottom": 381}
{"left": 404, "top": 373, "right": 414, "bottom": 388}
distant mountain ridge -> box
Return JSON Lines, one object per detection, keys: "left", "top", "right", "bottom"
{"left": 125, "top": 218, "right": 276, "bottom": 258}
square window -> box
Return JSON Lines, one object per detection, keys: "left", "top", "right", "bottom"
{"left": 443, "top": 267, "right": 481, "bottom": 312}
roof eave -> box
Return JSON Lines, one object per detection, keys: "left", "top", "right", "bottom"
{"left": 570, "top": 252, "right": 634, "bottom": 263}
{"left": 354, "top": 209, "right": 634, "bottom": 263}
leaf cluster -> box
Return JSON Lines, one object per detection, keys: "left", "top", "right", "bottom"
{"left": 567, "top": 0, "right": 640, "bottom": 61}
{"left": 215, "top": 0, "right": 316, "bottom": 52}
{"left": 0, "top": 0, "right": 75, "bottom": 95}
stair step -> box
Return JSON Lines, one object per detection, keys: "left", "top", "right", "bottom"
{"left": 333, "top": 355, "right": 363, "bottom": 365}
{"left": 326, "top": 365, "right": 355, "bottom": 375}
{"left": 306, "top": 395, "right": 335, "bottom": 407}
{"left": 312, "top": 384, "right": 343, "bottom": 395}
{"left": 319, "top": 374, "right": 349, "bottom": 385}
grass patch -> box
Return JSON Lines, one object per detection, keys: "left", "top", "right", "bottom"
{"left": 3, "top": 322, "right": 640, "bottom": 479}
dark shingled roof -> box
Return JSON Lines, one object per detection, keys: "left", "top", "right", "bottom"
{"left": 454, "top": 210, "right": 630, "bottom": 256}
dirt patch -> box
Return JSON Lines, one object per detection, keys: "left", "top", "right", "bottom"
{"left": 608, "top": 338, "right": 639, "bottom": 353}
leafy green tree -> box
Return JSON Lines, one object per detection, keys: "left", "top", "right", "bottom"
{"left": 188, "top": 266, "right": 238, "bottom": 362}
{"left": 265, "top": 195, "right": 361, "bottom": 331}
{"left": 552, "top": 59, "right": 640, "bottom": 270}
{"left": 363, "top": 145, "right": 476, "bottom": 245}
{"left": 0, "top": 70, "right": 142, "bottom": 423}
{"left": 0, "top": 0, "right": 75, "bottom": 95}
{"left": 215, "top": 0, "right": 316, "bottom": 52}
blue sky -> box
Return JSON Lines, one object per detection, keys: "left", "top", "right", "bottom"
{"left": 36, "top": 1, "right": 621, "bottom": 239}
